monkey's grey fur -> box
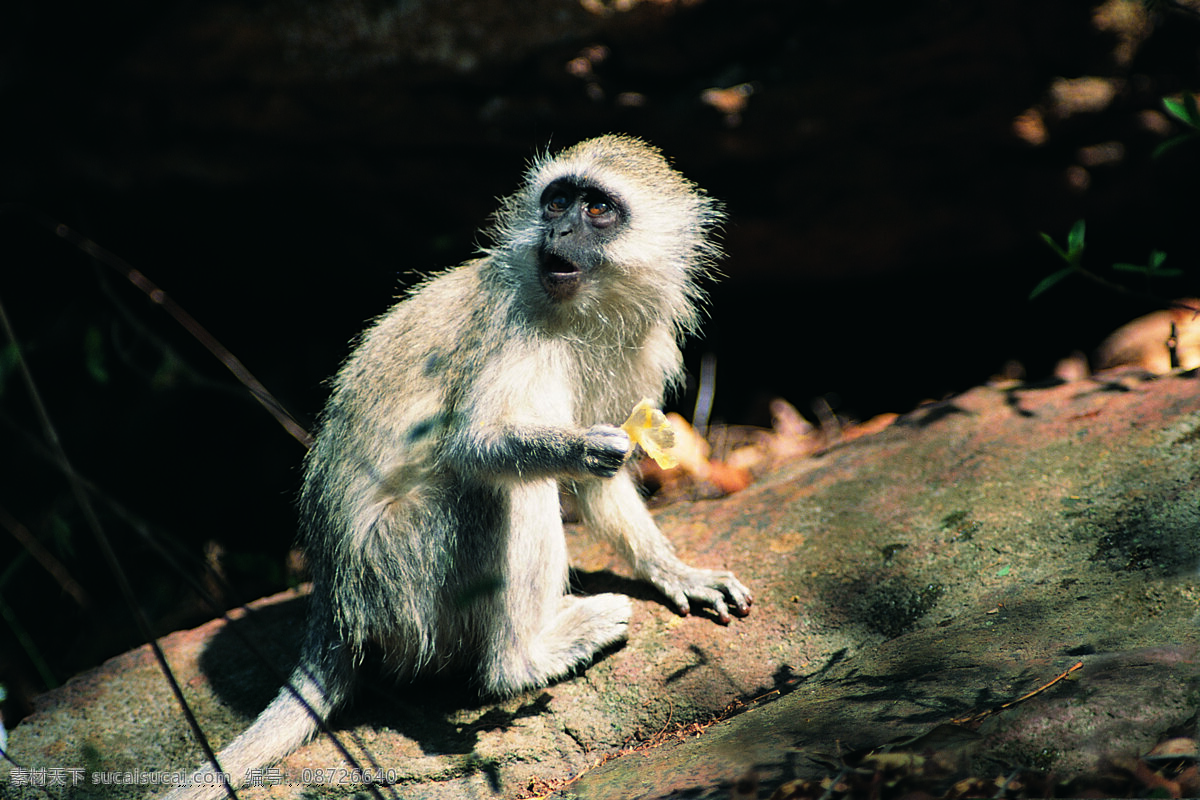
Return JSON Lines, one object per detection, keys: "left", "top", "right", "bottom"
{"left": 163, "top": 134, "right": 751, "bottom": 800}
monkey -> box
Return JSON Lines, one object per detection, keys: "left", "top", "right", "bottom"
{"left": 163, "top": 134, "right": 752, "bottom": 800}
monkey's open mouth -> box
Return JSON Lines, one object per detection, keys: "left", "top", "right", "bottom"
{"left": 539, "top": 253, "right": 583, "bottom": 301}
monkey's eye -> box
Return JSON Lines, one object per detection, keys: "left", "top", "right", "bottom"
{"left": 586, "top": 200, "right": 612, "bottom": 217}
{"left": 546, "top": 194, "right": 571, "bottom": 213}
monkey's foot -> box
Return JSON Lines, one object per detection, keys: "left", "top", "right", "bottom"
{"left": 560, "top": 592, "right": 633, "bottom": 652}
{"left": 483, "top": 593, "right": 631, "bottom": 695}
{"left": 648, "top": 566, "right": 753, "bottom": 624}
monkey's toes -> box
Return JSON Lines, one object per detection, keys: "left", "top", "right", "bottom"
{"left": 725, "top": 579, "right": 753, "bottom": 616}
{"left": 674, "top": 570, "right": 752, "bottom": 624}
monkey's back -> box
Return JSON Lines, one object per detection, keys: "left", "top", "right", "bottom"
{"left": 298, "top": 262, "right": 511, "bottom": 671}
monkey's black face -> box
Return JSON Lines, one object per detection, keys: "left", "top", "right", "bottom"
{"left": 536, "top": 178, "right": 625, "bottom": 303}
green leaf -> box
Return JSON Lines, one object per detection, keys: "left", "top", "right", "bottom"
{"left": 1067, "top": 219, "right": 1086, "bottom": 255}
{"left": 1153, "top": 133, "right": 1199, "bottom": 159}
{"left": 1112, "top": 262, "right": 1182, "bottom": 277}
{"left": 1041, "top": 221, "right": 1085, "bottom": 268}
{"left": 1188, "top": 92, "right": 1200, "bottom": 125}
{"left": 996, "top": 565, "right": 1011, "bottom": 578}
{"left": 1039, "top": 231, "right": 1068, "bottom": 262}
{"left": 1113, "top": 251, "right": 1180, "bottom": 277}
{"left": 1158, "top": 93, "right": 1200, "bottom": 159}
{"left": 1164, "top": 96, "right": 1188, "bottom": 122}
{"left": 1029, "top": 267, "right": 1075, "bottom": 300}
{"left": 1164, "top": 93, "right": 1200, "bottom": 128}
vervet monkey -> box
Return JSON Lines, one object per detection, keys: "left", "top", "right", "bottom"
{"left": 164, "top": 134, "right": 751, "bottom": 800}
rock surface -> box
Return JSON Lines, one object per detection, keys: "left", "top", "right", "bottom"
{"left": 5, "top": 367, "right": 1200, "bottom": 798}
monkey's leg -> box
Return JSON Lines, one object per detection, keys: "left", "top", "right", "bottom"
{"left": 479, "top": 481, "right": 631, "bottom": 695}
{"left": 575, "top": 472, "right": 753, "bottom": 623}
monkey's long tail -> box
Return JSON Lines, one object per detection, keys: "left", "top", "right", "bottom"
{"left": 161, "top": 639, "right": 353, "bottom": 800}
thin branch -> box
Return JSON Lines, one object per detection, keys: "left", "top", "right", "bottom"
{"left": 2, "top": 203, "right": 313, "bottom": 450}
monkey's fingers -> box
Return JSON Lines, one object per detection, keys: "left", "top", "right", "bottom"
{"left": 581, "top": 425, "right": 632, "bottom": 477}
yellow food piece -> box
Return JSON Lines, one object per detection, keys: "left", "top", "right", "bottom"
{"left": 620, "top": 398, "right": 679, "bottom": 469}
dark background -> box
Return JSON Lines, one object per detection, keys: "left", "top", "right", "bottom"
{"left": 1, "top": 0, "right": 1198, "bottom": 724}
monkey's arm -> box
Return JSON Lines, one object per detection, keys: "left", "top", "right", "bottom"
{"left": 443, "top": 422, "right": 631, "bottom": 481}
{"left": 573, "top": 474, "right": 752, "bottom": 623}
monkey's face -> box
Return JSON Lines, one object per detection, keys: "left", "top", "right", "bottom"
{"left": 536, "top": 177, "right": 625, "bottom": 303}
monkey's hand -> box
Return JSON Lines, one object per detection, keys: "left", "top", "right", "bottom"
{"left": 648, "top": 564, "right": 753, "bottom": 625}
{"left": 579, "top": 425, "right": 631, "bottom": 478}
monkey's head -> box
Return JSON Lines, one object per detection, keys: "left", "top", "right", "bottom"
{"left": 487, "top": 134, "right": 724, "bottom": 336}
